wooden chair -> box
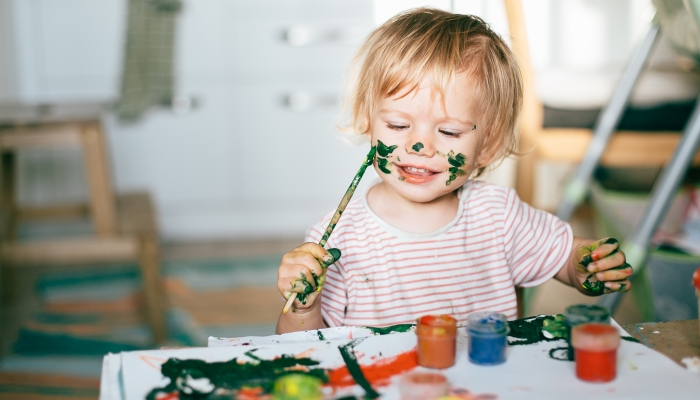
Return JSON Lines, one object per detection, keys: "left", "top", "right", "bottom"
{"left": 0, "top": 104, "right": 167, "bottom": 353}
{"left": 503, "top": 0, "right": 700, "bottom": 209}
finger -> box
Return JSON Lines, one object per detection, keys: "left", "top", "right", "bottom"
{"left": 603, "top": 280, "right": 632, "bottom": 293}
{"left": 291, "top": 291, "right": 321, "bottom": 310}
{"left": 588, "top": 252, "right": 626, "bottom": 273}
{"left": 281, "top": 251, "right": 324, "bottom": 279}
{"left": 595, "top": 263, "right": 633, "bottom": 281}
{"left": 294, "top": 243, "right": 339, "bottom": 267}
{"left": 580, "top": 238, "right": 619, "bottom": 265}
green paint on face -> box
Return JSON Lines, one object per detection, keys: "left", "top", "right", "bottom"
{"left": 444, "top": 150, "right": 467, "bottom": 186}
{"left": 398, "top": 176, "right": 405, "bottom": 181}
{"left": 472, "top": 124, "right": 477, "bottom": 130}
{"left": 376, "top": 140, "right": 397, "bottom": 157}
{"left": 397, "top": 156, "right": 401, "bottom": 162}
{"left": 375, "top": 140, "right": 397, "bottom": 175}
{"left": 377, "top": 157, "right": 392, "bottom": 174}
{"left": 411, "top": 142, "right": 424, "bottom": 152}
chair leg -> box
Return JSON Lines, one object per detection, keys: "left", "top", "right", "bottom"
{"left": 81, "top": 123, "right": 118, "bottom": 237}
{"left": 138, "top": 235, "right": 168, "bottom": 344}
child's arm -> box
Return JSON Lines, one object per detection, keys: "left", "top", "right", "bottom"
{"left": 275, "top": 243, "right": 339, "bottom": 334}
{"left": 555, "top": 237, "right": 633, "bottom": 296}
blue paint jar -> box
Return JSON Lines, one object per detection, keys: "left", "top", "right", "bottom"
{"left": 467, "top": 312, "right": 509, "bottom": 366}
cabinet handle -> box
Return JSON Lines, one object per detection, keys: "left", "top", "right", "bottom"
{"left": 282, "top": 92, "right": 337, "bottom": 112}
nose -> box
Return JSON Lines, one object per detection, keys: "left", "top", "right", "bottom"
{"left": 406, "top": 129, "right": 435, "bottom": 157}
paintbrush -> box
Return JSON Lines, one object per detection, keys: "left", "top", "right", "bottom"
{"left": 282, "top": 145, "right": 377, "bottom": 314}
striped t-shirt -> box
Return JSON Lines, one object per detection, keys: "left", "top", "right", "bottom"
{"left": 305, "top": 179, "right": 573, "bottom": 327}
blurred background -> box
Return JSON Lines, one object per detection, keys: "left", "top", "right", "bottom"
{"left": 0, "top": 0, "right": 699, "bottom": 398}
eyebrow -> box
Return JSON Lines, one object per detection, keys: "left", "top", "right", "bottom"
{"left": 379, "top": 108, "right": 473, "bottom": 126}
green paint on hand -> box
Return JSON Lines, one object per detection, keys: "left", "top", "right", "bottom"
{"left": 582, "top": 275, "right": 606, "bottom": 295}
{"left": 411, "top": 142, "right": 424, "bottom": 152}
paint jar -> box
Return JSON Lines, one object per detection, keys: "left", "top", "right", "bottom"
{"left": 694, "top": 267, "right": 700, "bottom": 341}
{"left": 416, "top": 315, "right": 458, "bottom": 369}
{"left": 571, "top": 323, "right": 620, "bottom": 383}
{"left": 272, "top": 373, "right": 322, "bottom": 400}
{"left": 400, "top": 372, "right": 450, "bottom": 399}
{"left": 564, "top": 304, "right": 611, "bottom": 360}
{"left": 466, "top": 312, "right": 509, "bottom": 366}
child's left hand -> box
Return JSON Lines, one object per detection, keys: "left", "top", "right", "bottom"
{"left": 573, "top": 238, "right": 633, "bottom": 295}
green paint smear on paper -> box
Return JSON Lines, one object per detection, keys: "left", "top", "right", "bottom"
{"left": 317, "top": 330, "right": 325, "bottom": 341}
{"left": 365, "top": 324, "right": 415, "bottom": 335}
{"left": 145, "top": 353, "right": 328, "bottom": 400}
{"left": 411, "top": 142, "right": 424, "bottom": 152}
{"left": 338, "top": 338, "right": 380, "bottom": 399}
{"left": 507, "top": 315, "right": 565, "bottom": 346}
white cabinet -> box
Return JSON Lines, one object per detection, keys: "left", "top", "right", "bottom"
{"left": 3, "top": 0, "right": 374, "bottom": 239}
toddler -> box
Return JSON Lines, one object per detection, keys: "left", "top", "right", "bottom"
{"left": 276, "top": 8, "right": 632, "bottom": 333}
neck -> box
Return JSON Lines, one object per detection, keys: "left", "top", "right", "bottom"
{"left": 367, "top": 182, "right": 461, "bottom": 234}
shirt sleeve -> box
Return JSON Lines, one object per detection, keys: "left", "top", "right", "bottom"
{"left": 500, "top": 187, "right": 573, "bottom": 287}
{"left": 305, "top": 222, "right": 348, "bottom": 327}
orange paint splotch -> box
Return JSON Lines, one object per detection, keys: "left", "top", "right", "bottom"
{"left": 329, "top": 350, "right": 418, "bottom": 388}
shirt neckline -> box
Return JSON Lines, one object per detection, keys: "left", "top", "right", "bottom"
{"left": 361, "top": 178, "right": 472, "bottom": 240}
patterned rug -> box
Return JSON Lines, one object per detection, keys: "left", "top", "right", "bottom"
{"left": 0, "top": 253, "right": 285, "bottom": 399}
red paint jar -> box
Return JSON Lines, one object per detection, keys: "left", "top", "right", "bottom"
{"left": 571, "top": 323, "right": 620, "bottom": 383}
{"left": 416, "top": 315, "right": 457, "bottom": 369}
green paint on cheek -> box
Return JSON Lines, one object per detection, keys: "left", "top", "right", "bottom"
{"left": 376, "top": 140, "right": 397, "bottom": 157}
{"left": 377, "top": 157, "right": 392, "bottom": 174}
{"left": 445, "top": 150, "right": 467, "bottom": 186}
{"left": 411, "top": 142, "right": 424, "bottom": 152}
{"left": 375, "top": 140, "right": 397, "bottom": 175}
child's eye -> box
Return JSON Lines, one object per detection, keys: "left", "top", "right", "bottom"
{"left": 387, "top": 122, "right": 408, "bottom": 131}
{"left": 439, "top": 129, "right": 462, "bottom": 138}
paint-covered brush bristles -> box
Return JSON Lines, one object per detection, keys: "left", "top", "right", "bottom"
{"left": 283, "top": 146, "right": 377, "bottom": 314}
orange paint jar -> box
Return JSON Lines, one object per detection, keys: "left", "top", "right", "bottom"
{"left": 571, "top": 323, "right": 620, "bottom": 383}
{"left": 416, "top": 315, "right": 457, "bottom": 369}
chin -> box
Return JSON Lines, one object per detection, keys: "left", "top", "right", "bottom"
{"left": 390, "top": 180, "right": 458, "bottom": 203}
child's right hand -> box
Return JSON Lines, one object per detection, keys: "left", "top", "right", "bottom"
{"left": 277, "top": 243, "right": 341, "bottom": 311}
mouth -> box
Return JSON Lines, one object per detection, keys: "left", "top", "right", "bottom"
{"left": 395, "top": 164, "right": 441, "bottom": 184}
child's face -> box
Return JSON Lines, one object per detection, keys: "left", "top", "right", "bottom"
{"left": 370, "top": 72, "right": 484, "bottom": 203}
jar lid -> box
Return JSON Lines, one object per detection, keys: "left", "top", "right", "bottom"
{"left": 400, "top": 372, "right": 449, "bottom": 400}
{"left": 466, "top": 312, "right": 508, "bottom": 335}
{"left": 693, "top": 267, "right": 700, "bottom": 290}
{"left": 564, "top": 304, "right": 611, "bottom": 326}
{"left": 416, "top": 315, "right": 457, "bottom": 336}
{"left": 571, "top": 323, "right": 620, "bottom": 351}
